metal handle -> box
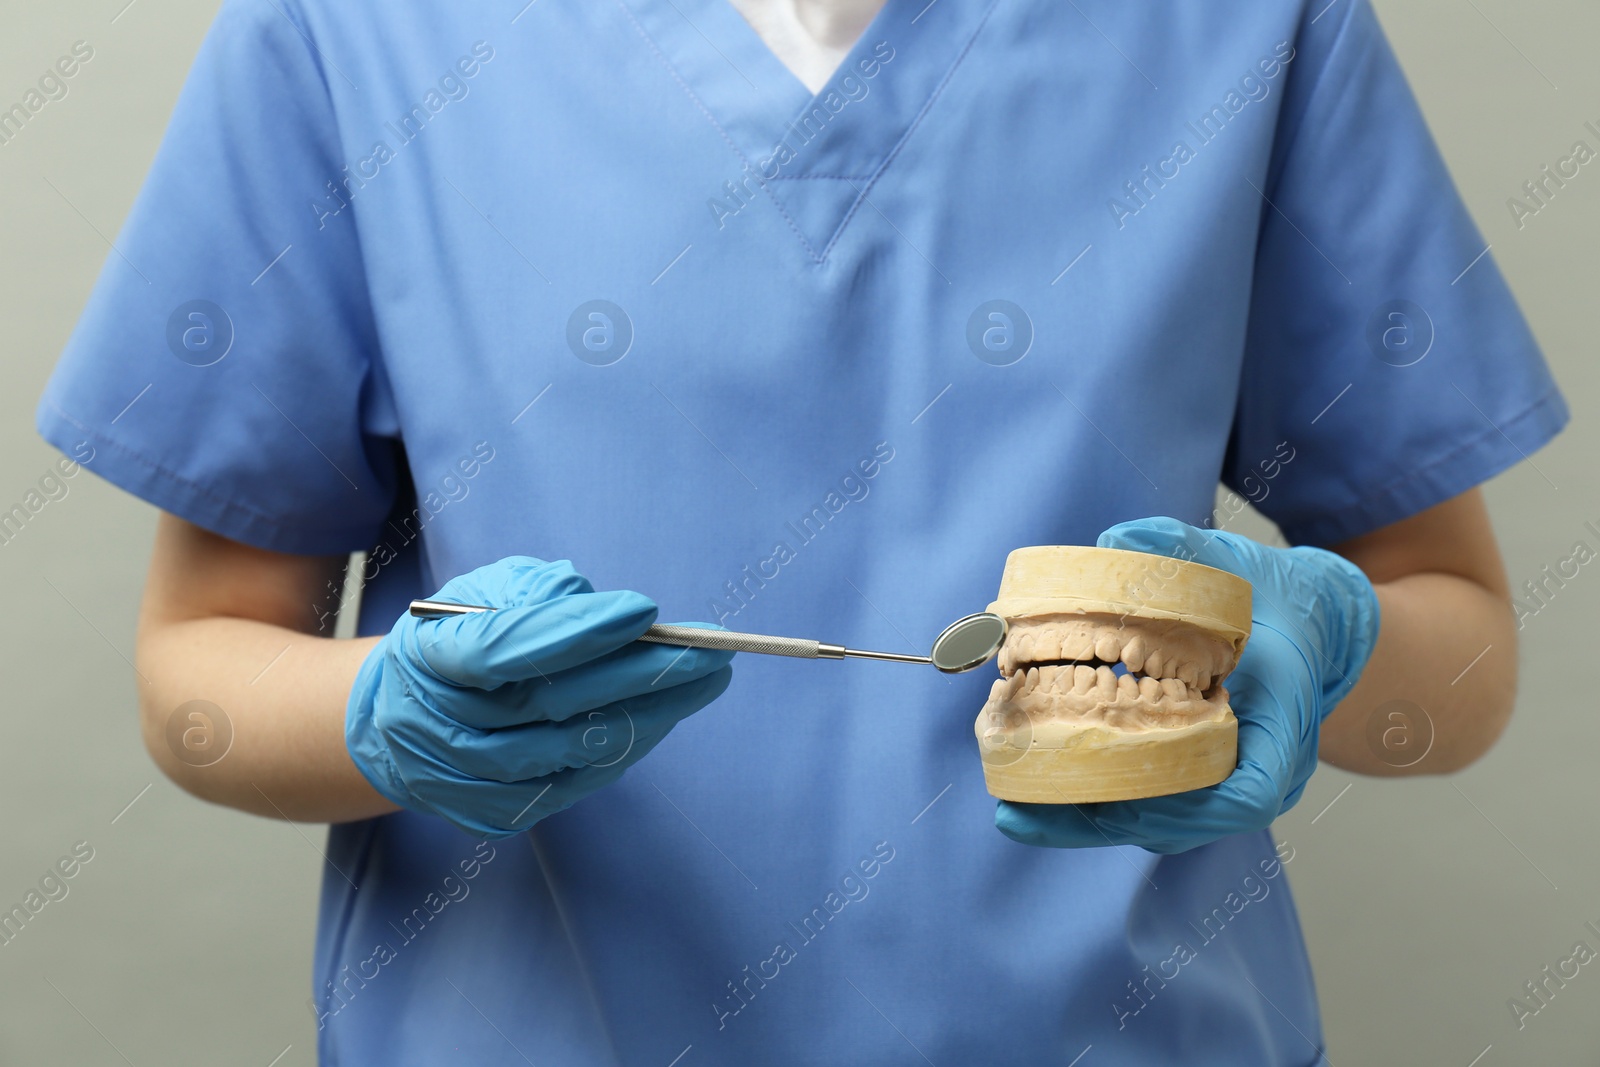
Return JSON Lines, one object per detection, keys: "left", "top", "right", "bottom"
{"left": 637, "top": 623, "right": 836, "bottom": 659}
{"left": 407, "top": 599, "right": 928, "bottom": 665}
{"left": 407, "top": 600, "right": 488, "bottom": 618}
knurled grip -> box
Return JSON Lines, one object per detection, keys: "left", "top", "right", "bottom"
{"left": 639, "top": 624, "right": 829, "bottom": 659}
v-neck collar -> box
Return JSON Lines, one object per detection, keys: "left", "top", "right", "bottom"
{"left": 617, "top": 0, "right": 999, "bottom": 261}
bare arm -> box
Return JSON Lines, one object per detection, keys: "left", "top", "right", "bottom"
{"left": 1317, "top": 488, "right": 1517, "bottom": 775}
{"left": 134, "top": 486, "right": 1512, "bottom": 824}
{"left": 135, "top": 513, "right": 398, "bottom": 822}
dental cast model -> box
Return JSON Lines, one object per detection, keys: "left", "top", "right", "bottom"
{"left": 975, "top": 546, "right": 1253, "bottom": 804}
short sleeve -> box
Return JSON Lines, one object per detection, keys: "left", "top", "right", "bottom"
{"left": 35, "top": 0, "right": 400, "bottom": 556}
{"left": 1226, "top": 0, "right": 1568, "bottom": 547}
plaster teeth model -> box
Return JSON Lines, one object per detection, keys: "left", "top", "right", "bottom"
{"left": 975, "top": 546, "right": 1253, "bottom": 804}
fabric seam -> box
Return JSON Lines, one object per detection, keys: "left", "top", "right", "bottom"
{"left": 815, "top": 0, "right": 1002, "bottom": 261}
{"left": 1265, "top": 0, "right": 1367, "bottom": 200}
{"left": 1286, "top": 384, "right": 1564, "bottom": 541}
{"left": 1344, "top": 384, "right": 1559, "bottom": 507}
{"left": 611, "top": 0, "right": 825, "bottom": 261}
{"left": 316, "top": 818, "right": 380, "bottom": 1067}
{"left": 43, "top": 399, "right": 301, "bottom": 533}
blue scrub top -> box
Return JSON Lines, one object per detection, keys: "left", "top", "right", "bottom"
{"left": 39, "top": 0, "right": 1565, "bottom": 1063}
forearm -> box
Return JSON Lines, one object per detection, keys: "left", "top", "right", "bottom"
{"left": 136, "top": 616, "right": 396, "bottom": 822}
{"left": 1317, "top": 571, "right": 1517, "bottom": 775}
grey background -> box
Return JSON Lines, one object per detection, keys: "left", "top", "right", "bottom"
{"left": 0, "top": 0, "right": 1595, "bottom": 1063}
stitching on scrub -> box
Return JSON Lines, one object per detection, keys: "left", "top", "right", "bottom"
{"left": 273, "top": 0, "right": 316, "bottom": 42}
{"left": 272, "top": 2, "right": 390, "bottom": 392}
{"left": 814, "top": 0, "right": 1003, "bottom": 261}
{"left": 44, "top": 400, "right": 309, "bottom": 536}
{"left": 316, "top": 816, "right": 380, "bottom": 1048}
{"left": 259, "top": 0, "right": 338, "bottom": 106}
{"left": 1263, "top": 0, "right": 1366, "bottom": 199}
{"left": 238, "top": 0, "right": 392, "bottom": 379}
{"left": 265, "top": 1, "right": 393, "bottom": 441}
{"left": 1349, "top": 384, "right": 1562, "bottom": 506}
{"left": 610, "top": 0, "right": 826, "bottom": 262}
{"left": 1286, "top": 385, "right": 1565, "bottom": 542}
{"left": 768, "top": 175, "right": 871, "bottom": 182}
{"left": 522, "top": 832, "right": 630, "bottom": 1066}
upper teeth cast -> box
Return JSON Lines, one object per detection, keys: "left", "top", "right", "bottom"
{"left": 980, "top": 611, "right": 1241, "bottom": 732}
{"left": 995, "top": 613, "right": 1233, "bottom": 692}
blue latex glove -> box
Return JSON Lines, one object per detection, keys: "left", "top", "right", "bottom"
{"left": 996, "top": 517, "right": 1381, "bottom": 854}
{"left": 346, "top": 556, "right": 734, "bottom": 838}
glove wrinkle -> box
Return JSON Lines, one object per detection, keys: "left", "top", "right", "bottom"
{"left": 345, "top": 556, "right": 735, "bottom": 838}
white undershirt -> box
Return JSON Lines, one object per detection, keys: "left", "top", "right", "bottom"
{"left": 725, "top": 0, "right": 889, "bottom": 93}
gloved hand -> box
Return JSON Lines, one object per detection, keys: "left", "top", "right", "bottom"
{"left": 346, "top": 556, "right": 733, "bottom": 838}
{"left": 996, "top": 517, "right": 1381, "bottom": 854}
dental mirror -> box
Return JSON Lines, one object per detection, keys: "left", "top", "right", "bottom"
{"left": 928, "top": 612, "right": 1010, "bottom": 673}
{"left": 408, "top": 601, "right": 1008, "bottom": 675}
